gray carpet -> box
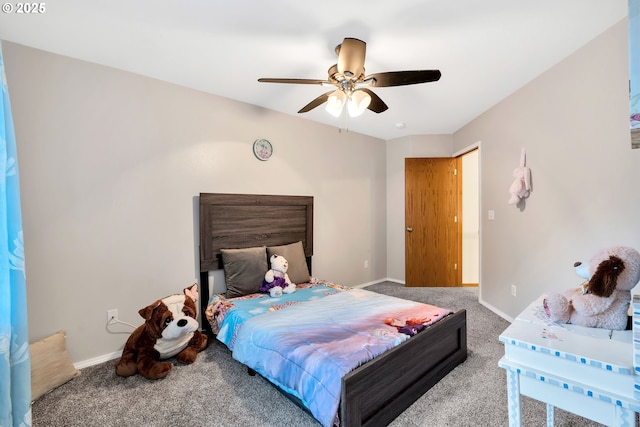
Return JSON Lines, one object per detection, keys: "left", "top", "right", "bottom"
{"left": 32, "top": 283, "right": 607, "bottom": 426}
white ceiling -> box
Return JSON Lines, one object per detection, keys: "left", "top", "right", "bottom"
{"left": 0, "top": 0, "right": 628, "bottom": 140}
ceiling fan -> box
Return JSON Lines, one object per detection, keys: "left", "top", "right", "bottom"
{"left": 258, "top": 37, "right": 441, "bottom": 117}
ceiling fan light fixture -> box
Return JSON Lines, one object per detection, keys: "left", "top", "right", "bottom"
{"left": 257, "top": 37, "right": 440, "bottom": 116}
{"left": 325, "top": 90, "right": 346, "bottom": 117}
{"left": 347, "top": 90, "right": 371, "bottom": 117}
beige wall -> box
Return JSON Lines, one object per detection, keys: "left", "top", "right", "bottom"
{"left": 3, "top": 42, "right": 387, "bottom": 363}
{"left": 3, "top": 16, "right": 635, "bottom": 363}
{"left": 453, "top": 19, "right": 638, "bottom": 319}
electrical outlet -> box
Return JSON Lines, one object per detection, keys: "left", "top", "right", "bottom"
{"left": 107, "top": 309, "right": 118, "bottom": 324}
{"left": 364, "top": 260, "right": 369, "bottom": 269}
{"left": 511, "top": 285, "right": 517, "bottom": 297}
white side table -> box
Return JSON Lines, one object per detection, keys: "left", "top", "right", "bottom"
{"left": 498, "top": 295, "right": 640, "bottom": 426}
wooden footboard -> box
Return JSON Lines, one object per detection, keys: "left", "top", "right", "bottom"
{"left": 341, "top": 309, "right": 467, "bottom": 427}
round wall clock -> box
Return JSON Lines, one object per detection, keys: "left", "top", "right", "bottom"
{"left": 253, "top": 138, "right": 273, "bottom": 161}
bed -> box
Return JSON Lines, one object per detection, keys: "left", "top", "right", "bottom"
{"left": 198, "top": 193, "right": 467, "bottom": 427}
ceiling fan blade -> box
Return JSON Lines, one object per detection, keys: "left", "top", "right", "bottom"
{"left": 297, "top": 91, "right": 335, "bottom": 113}
{"left": 258, "top": 78, "right": 328, "bottom": 85}
{"left": 366, "top": 70, "right": 441, "bottom": 87}
{"left": 359, "top": 88, "right": 388, "bottom": 113}
{"left": 336, "top": 38, "right": 366, "bottom": 78}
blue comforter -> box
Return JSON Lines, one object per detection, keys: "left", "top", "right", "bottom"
{"left": 207, "top": 281, "right": 451, "bottom": 427}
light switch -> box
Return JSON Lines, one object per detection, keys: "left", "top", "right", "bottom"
{"left": 488, "top": 210, "right": 495, "bottom": 220}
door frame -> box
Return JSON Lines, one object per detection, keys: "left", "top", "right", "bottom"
{"left": 453, "top": 142, "right": 481, "bottom": 292}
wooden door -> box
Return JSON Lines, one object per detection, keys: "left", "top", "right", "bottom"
{"left": 405, "top": 158, "right": 460, "bottom": 287}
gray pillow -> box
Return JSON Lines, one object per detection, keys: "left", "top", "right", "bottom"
{"left": 267, "top": 241, "right": 311, "bottom": 285}
{"left": 221, "top": 246, "right": 268, "bottom": 298}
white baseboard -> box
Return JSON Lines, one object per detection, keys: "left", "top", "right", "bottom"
{"left": 74, "top": 350, "right": 121, "bottom": 370}
{"left": 353, "top": 277, "right": 403, "bottom": 288}
{"left": 478, "top": 298, "right": 514, "bottom": 323}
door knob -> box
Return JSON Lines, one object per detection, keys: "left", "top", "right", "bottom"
{"left": 406, "top": 227, "right": 413, "bottom": 232}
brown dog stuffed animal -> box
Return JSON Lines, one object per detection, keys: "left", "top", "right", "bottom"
{"left": 115, "top": 283, "right": 208, "bottom": 380}
{"left": 544, "top": 246, "right": 640, "bottom": 330}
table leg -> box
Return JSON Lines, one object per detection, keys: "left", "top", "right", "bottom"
{"left": 546, "top": 403, "right": 554, "bottom": 427}
{"left": 613, "top": 405, "right": 635, "bottom": 427}
{"left": 505, "top": 367, "right": 522, "bottom": 427}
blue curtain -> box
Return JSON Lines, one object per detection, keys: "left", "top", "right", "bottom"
{"left": 0, "top": 42, "right": 32, "bottom": 427}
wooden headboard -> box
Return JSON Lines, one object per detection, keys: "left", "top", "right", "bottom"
{"left": 198, "top": 193, "right": 314, "bottom": 332}
{"left": 199, "top": 193, "right": 313, "bottom": 271}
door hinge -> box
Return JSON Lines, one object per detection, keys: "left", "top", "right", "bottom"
{"left": 454, "top": 215, "right": 458, "bottom": 223}
{"left": 454, "top": 168, "right": 458, "bottom": 176}
{"left": 454, "top": 263, "right": 458, "bottom": 270}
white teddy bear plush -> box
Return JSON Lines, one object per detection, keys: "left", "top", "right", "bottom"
{"left": 260, "top": 254, "right": 296, "bottom": 297}
{"left": 508, "top": 165, "right": 532, "bottom": 204}
{"left": 508, "top": 148, "right": 532, "bottom": 205}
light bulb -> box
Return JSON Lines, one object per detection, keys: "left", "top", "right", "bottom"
{"left": 347, "top": 90, "right": 371, "bottom": 117}
{"left": 325, "top": 90, "right": 346, "bottom": 117}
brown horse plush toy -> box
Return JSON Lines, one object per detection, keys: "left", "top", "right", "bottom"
{"left": 115, "top": 283, "right": 208, "bottom": 379}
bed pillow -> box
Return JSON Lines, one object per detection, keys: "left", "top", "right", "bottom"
{"left": 221, "top": 246, "right": 268, "bottom": 298}
{"left": 267, "top": 241, "right": 311, "bottom": 284}
{"left": 30, "top": 330, "right": 80, "bottom": 401}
